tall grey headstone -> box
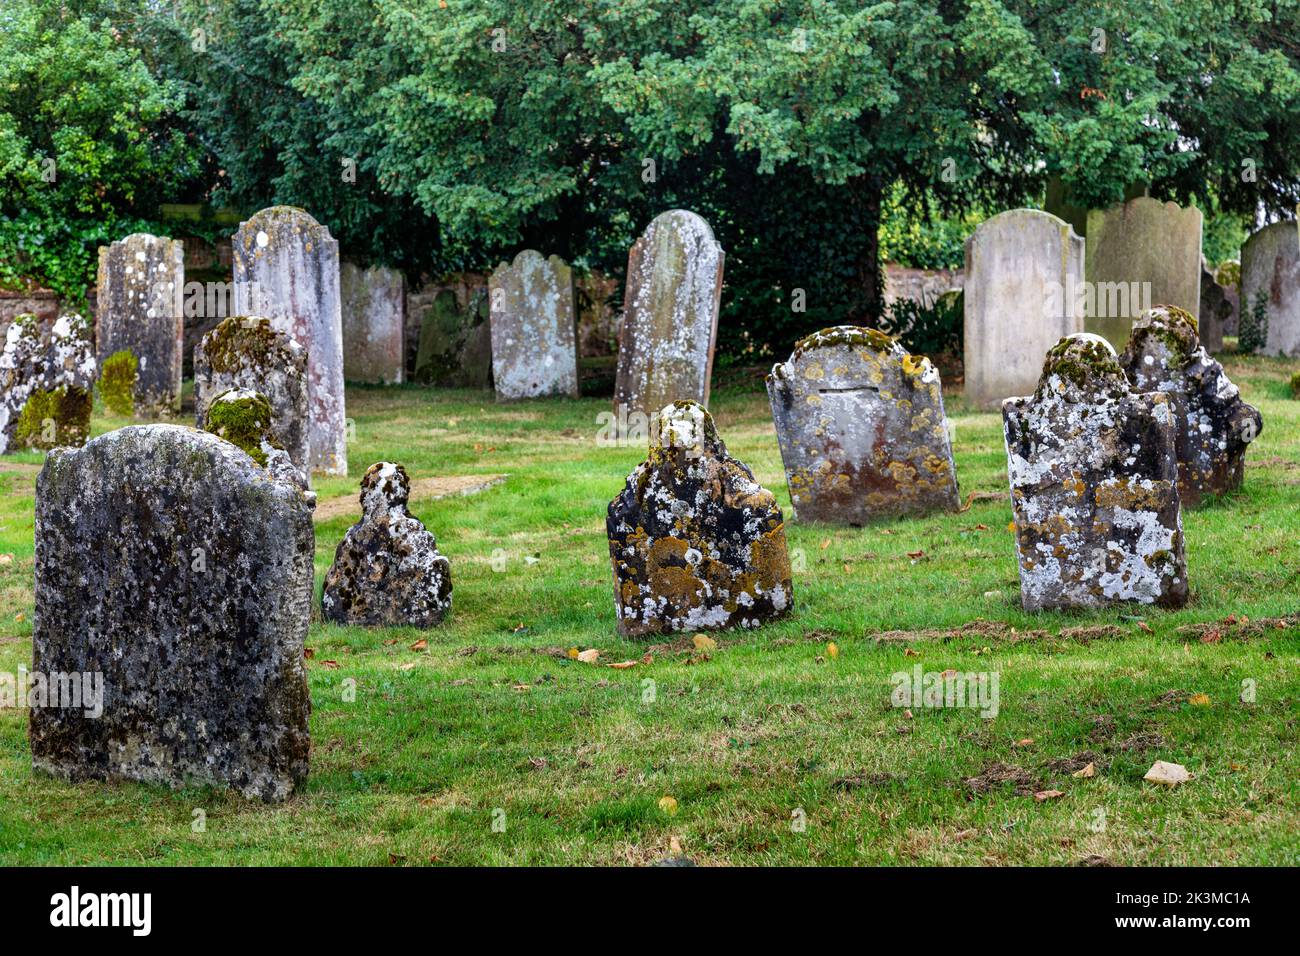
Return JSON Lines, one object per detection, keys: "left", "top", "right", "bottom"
{"left": 233, "top": 206, "right": 347, "bottom": 474}
{"left": 95, "top": 233, "right": 184, "bottom": 415}
{"left": 1239, "top": 219, "right": 1300, "bottom": 357}
{"left": 1084, "top": 197, "right": 1203, "bottom": 349}
{"left": 340, "top": 262, "right": 405, "bottom": 384}
{"left": 963, "top": 209, "right": 1085, "bottom": 409}
{"left": 30, "top": 425, "right": 314, "bottom": 801}
{"left": 488, "top": 251, "right": 578, "bottom": 400}
{"left": 614, "top": 211, "right": 724, "bottom": 430}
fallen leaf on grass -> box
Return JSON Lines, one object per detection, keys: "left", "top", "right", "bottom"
{"left": 691, "top": 634, "right": 717, "bottom": 651}
{"left": 576, "top": 648, "right": 600, "bottom": 663}
{"left": 0, "top": 554, "right": 12, "bottom": 566}
{"left": 409, "top": 639, "right": 428, "bottom": 652}
{"left": 1189, "top": 693, "right": 1211, "bottom": 706}
{"left": 1014, "top": 738, "right": 1035, "bottom": 748}
{"left": 658, "top": 796, "right": 679, "bottom": 816}
{"left": 1144, "top": 760, "right": 1191, "bottom": 787}
{"left": 826, "top": 642, "right": 839, "bottom": 659}
{"left": 321, "top": 660, "right": 340, "bottom": 670}
{"left": 511, "top": 683, "right": 530, "bottom": 692}
{"left": 1072, "top": 763, "right": 1096, "bottom": 779}
{"left": 304, "top": 647, "right": 315, "bottom": 659}
{"left": 607, "top": 660, "right": 638, "bottom": 669}
{"left": 1034, "top": 789, "right": 1065, "bottom": 802}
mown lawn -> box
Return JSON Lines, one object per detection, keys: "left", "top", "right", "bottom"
{"left": 1, "top": 350, "right": 1297, "bottom": 865}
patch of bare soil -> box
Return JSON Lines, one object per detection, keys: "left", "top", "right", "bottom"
{"left": 962, "top": 763, "right": 1040, "bottom": 796}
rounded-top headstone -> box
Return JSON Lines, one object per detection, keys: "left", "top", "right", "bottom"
{"left": 1239, "top": 219, "right": 1300, "bottom": 357}
{"left": 488, "top": 250, "right": 578, "bottom": 400}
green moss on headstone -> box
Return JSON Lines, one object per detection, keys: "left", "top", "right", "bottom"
{"left": 14, "top": 386, "right": 92, "bottom": 450}
{"left": 204, "top": 389, "right": 279, "bottom": 465}
{"left": 1290, "top": 370, "right": 1300, "bottom": 399}
{"left": 100, "top": 350, "right": 138, "bottom": 417}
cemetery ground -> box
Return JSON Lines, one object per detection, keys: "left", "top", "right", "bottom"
{"left": 0, "top": 351, "right": 1297, "bottom": 866}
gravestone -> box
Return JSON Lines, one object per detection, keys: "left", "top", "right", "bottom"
{"left": 30, "top": 424, "right": 314, "bottom": 801}
{"left": 767, "top": 326, "right": 960, "bottom": 523}
{"left": 1239, "top": 219, "right": 1300, "bottom": 357}
{"left": 1197, "top": 259, "right": 1230, "bottom": 353}
{"left": 488, "top": 251, "right": 578, "bottom": 400}
{"left": 322, "top": 462, "right": 452, "bottom": 628}
{"left": 0, "top": 312, "right": 96, "bottom": 454}
{"left": 963, "top": 209, "right": 1085, "bottom": 408}
{"left": 194, "top": 315, "right": 310, "bottom": 470}
{"left": 232, "top": 206, "right": 347, "bottom": 474}
{"left": 1118, "top": 306, "right": 1262, "bottom": 506}
{"left": 1085, "top": 197, "right": 1203, "bottom": 349}
{"left": 607, "top": 400, "right": 792, "bottom": 637}
{"left": 340, "top": 262, "right": 404, "bottom": 384}
{"left": 1003, "top": 334, "right": 1187, "bottom": 611}
{"left": 413, "top": 289, "right": 493, "bottom": 388}
{"left": 613, "top": 211, "right": 724, "bottom": 430}
{"left": 95, "top": 233, "right": 184, "bottom": 415}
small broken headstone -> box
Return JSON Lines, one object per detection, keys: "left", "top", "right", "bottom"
{"left": 95, "top": 232, "right": 184, "bottom": 416}
{"left": 194, "top": 315, "right": 310, "bottom": 469}
{"left": 31, "top": 424, "right": 315, "bottom": 800}
{"left": 767, "top": 326, "right": 960, "bottom": 523}
{"left": 1118, "top": 306, "right": 1262, "bottom": 506}
{"left": 203, "top": 387, "right": 309, "bottom": 492}
{"left": 0, "top": 312, "right": 96, "bottom": 454}
{"left": 1003, "top": 333, "right": 1188, "bottom": 611}
{"left": 607, "top": 400, "right": 793, "bottom": 637}
{"left": 489, "top": 250, "right": 579, "bottom": 400}
{"left": 322, "top": 462, "right": 453, "bottom": 628}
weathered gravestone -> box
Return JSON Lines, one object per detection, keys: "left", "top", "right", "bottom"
{"left": 340, "top": 262, "right": 405, "bottom": 384}
{"left": 233, "top": 206, "right": 347, "bottom": 474}
{"left": 1197, "top": 259, "right": 1231, "bottom": 353}
{"left": 194, "top": 315, "right": 310, "bottom": 470}
{"left": 488, "top": 251, "right": 578, "bottom": 400}
{"left": 0, "top": 312, "right": 96, "bottom": 454}
{"left": 203, "top": 387, "right": 310, "bottom": 491}
{"left": 95, "top": 233, "right": 184, "bottom": 415}
{"left": 767, "top": 326, "right": 960, "bottom": 524}
{"left": 607, "top": 400, "right": 792, "bottom": 637}
{"left": 413, "top": 289, "right": 493, "bottom": 388}
{"left": 322, "top": 462, "right": 452, "bottom": 628}
{"left": 1085, "top": 197, "right": 1203, "bottom": 350}
{"left": 963, "top": 209, "right": 1085, "bottom": 408}
{"left": 30, "top": 424, "right": 314, "bottom": 800}
{"left": 1239, "top": 219, "right": 1300, "bottom": 357}
{"left": 1003, "top": 333, "right": 1187, "bottom": 611}
{"left": 613, "top": 211, "right": 724, "bottom": 432}
{"left": 1118, "top": 306, "right": 1262, "bottom": 506}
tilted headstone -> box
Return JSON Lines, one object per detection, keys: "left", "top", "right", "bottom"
{"left": 963, "top": 209, "right": 1085, "bottom": 408}
{"left": 194, "top": 315, "right": 310, "bottom": 469}
{"left": 232, "top": 206, "right": 347, "bottom": 474}
{"left": 340, "top": 262, "right": 405, "bottom": 384}
{"left": 1085, "top": 197, "right": 1203, "bottom": 349}
{"left": 95, "top": 233, "right": 184, "bottom": 415}
{"left": 1118, "top": 306, "right": 1262, "bottom": 506}
{"left": 30, "top": 424, "right": 315, "bottom": 800}
{"left": 1003, "top": 334, "right": 1187, "bottom": 611}
{"left": 1239, "top": 219, "right": 1300, "bottom": 357}
{"left": 613, "top": 211, "right": 724, "bottom": 430}
{"left": 488, "top": 251, "right": 578, "bottom": 400}
{"left": 607, "top": 401, "right": 792, "bottom": 637}
{"left": 322, "top": 462, "right": 452, "bottom": 628}
{"left": 767, "top": 326, "right": 960, "bottom": 524}
{"left": 0, "top": 312, "right": 96, "bottom": 454}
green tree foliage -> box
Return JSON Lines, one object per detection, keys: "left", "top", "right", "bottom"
{"left": 0, "top": 0, "right": 200, "bottom": 302}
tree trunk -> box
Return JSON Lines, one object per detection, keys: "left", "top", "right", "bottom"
{"left": 848, "top": 173, "right": 885, "bottom": 325}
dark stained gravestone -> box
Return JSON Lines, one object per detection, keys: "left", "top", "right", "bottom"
{"left": 767, "top": 326, "right": 960, "bottom": 524}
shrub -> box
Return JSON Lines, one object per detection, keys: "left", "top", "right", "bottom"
{"left": 879, "top": 290, "right": 964, "bottom": 360}
{"left": 99, "top": 350, "right": 138, "bottom": 417}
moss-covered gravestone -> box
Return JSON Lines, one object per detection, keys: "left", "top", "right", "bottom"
{"left": 95, "top": 233, "right": 184, "bottom": 416}
{"left": 413, "top": 289, "right": 492, "bottom": 388}
{"left": 0, "top": 313, "right": 96, "bottom": 454}
{"left": 613, "top": 211, "right": 724, "bottom": 432}
{"left": 1003, "top": 334, "right": 1187, "bottom": 611}
{"left": 233, "top": 206, "right": 347, "bottom": 474}
{"left": 194, "top": 316, "right": 310, "bottom": 469}
{"left": 607, "top": 401, "right": 793, "bottom": 637}
{"left": 321, "top": 462, "right": 452, "bottom": 628}
{"left": 488, "top": 251, "right": 579, "bottom": 400}
{"left": 767, "top": 326, "right": 960, "bottom": 524}
{"left": 31, "top": 424, "right": 315, "bottom": 801}
{"left": 1118, "top": 306, "right": 1262, "bottom": 506}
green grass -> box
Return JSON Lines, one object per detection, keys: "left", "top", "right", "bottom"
{"left": 1, "top": 352, "right": 1298, "bottom": 865}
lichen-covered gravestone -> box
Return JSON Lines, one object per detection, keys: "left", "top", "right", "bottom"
{"left": 607, "top": 401, "right": 792, "bottom": 637}
{"left": 1085, "top": 197, "right": 1203, "bottom": 349}
{"left": 194, "top": 315, "right": 310, "bottom": 469}
{"left": 232, "top": 206, "right": 347, "bottom": 474}
{"left": 767, "top": 326, "right": 960, "bottom": 524}
{"left": 613, "top": 211, "right": 724, "bottom": 431}
{"left": 0, "top": 312, "right": 96, "bottom": 454}
{"left": 1118, "top": 306, "right": 1262, "bottom": 506}
{"left": 488, "top": 251, "right": 578, "bottom": 400}
{"left": 1239, "top": 219, "right": 1300, "bottom": 357}
{"left": 322, "top": 462, "right": 452, "bottom": 627}
{"left": 1003, "top": 334, "right": 1188, "bottom": 611}
{"left": 340, "top": 262, "right": 405, "bottom": 384}
{"left": 963, "top": 209, "right": 1085, "bottom": 408}
{"left": 95, "top": 233, "right": 184, "bottom": 415}
{"left": 413, "top": 289, "right": 493, "bottom": 388}
{"left": 30, "top": 424, "right": 315, "bottom": 800}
